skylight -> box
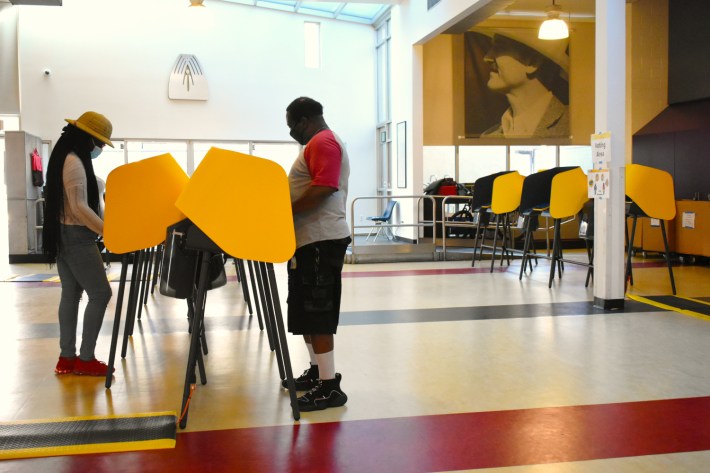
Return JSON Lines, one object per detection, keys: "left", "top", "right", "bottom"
{"left": 222, "top": 0, "right": 390, "bottom": 25}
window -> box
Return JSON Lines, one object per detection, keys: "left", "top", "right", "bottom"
{"left": 510, "top": 145, "right": 556, "bottom": 176}
{"left": 194, "top": 142, "right": 251, "bottom": 172}
{"left": 423, "top": 146, "right": 455, "bottom": 189}
{"left": 376, "top": 18, "right": 390, "bottom": 125}
{"left": 458, "top": 146, "right": 506, "bottom": 183}
{"left": 92, "top": 141, "right": 126, "bottom": 182}
{"left": 126, "top": 141, "right": 188, "bottom": 174}
{"left": 304, "top": 21, "right": 320, "bottom": 69}
{"left": 560, "top": 145, "right": 593, "bottom": 172}
{"left": 252, "top": 142, "right": 301, "bottom": 173}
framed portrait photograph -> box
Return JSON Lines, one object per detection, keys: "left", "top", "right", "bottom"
{"left": 464, "top": 28, "right": 570, "bottom": 139}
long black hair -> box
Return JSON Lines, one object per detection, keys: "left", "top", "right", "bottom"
{"left": 42, "top": 124, "right": 100, "bottom": 264}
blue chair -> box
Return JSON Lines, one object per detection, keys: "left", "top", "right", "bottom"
{"left": 366, "top": 200, "right": 398, "bottom": 241}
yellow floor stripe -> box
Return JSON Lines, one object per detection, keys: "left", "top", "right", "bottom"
{"left": 627, "top": 294, "right": 710, "bottom": 322}
{"left": 0, "top": 410, "right": 177, "bottom": 426}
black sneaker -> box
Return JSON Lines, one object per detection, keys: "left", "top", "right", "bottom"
{"left": 282, "top": 364, "right": 319, "bottom": 390}
{"left": 297, "top": 376, "right": 347, "bottom": 412}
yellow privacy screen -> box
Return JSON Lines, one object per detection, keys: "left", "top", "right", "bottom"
{"left": 175, "top": 148, "right": 295, "bottom": 263}
{"left": 104, "top": 154, "right": 188, "bottom": 254}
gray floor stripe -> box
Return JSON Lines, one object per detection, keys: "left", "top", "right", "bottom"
{"left": 15, "top": 300, "right": 663, "bottom": 339}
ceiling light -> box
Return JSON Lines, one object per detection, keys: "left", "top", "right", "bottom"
{"left": 188, "top": 0, "right": 205, "bottom": 7}
{"left": 538, "top": 0, "right": 569, "bottom": 40}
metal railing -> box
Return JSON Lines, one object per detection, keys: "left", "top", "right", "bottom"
{"left": 350, "top": 195, "right": 438, "bottom": 252}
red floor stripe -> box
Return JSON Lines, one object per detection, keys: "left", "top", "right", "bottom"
{"left": 5, "top": 396, "right": 710, "bottom": 472}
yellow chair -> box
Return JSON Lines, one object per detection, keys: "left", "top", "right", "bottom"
{"left": 486, "top": 171, "right": 525, "bottom": 272}
{"left": 625, "top": 163, "right": 677, "bottom": 294}
{"left": 545, "top": 167, "right": 591, "bottom": 287}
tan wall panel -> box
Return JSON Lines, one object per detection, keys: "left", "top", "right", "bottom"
{"left": 423, "top": 35, "right": 455, "bottom": 145}
{"left": 630, "top": 0, "right": 669, "bottom": 135}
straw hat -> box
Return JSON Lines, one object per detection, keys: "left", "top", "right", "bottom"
{"left": 473, "top": 27, "right": 569, "bottom": 73}
{"left": 65, "top": 111, "right": 114, "bottom": 148}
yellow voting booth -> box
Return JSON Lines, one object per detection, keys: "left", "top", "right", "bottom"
{"left": 101, "top": 149, "right": 300, "bottom": 425}
{"left": 104, "top": 153, "right": 188, "bottom": 254}
{"left": 175, "top": 148, "right": 295, "bottom": 263}
{"left": 172, "top": 148, "right": 299, "bottom": 426}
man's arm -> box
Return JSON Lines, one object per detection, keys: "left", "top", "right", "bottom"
{"left": 292, "top": 185, "right": 337, "bottom": 214}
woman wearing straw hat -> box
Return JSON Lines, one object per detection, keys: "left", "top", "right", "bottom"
{"left": 43, "top": 111, "right": 115, "bottom": 377}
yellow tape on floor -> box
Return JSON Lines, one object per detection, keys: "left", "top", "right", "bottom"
{"left": 0, "top": 411, "right": 177, "bottom": 460}
{"left": 627, "top": 294, "right": 710, "bottom": 322}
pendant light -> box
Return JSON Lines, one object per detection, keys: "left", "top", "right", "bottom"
{"left": 538, "top": 0, "right": 569, "bottom": 40}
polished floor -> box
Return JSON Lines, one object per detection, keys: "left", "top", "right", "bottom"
{"left": 0, "top": 250, "right": 709, "bottom": 472}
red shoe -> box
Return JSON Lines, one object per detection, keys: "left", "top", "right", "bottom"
{"left": 55, "top": 356, "right": 76, "bottom": 375}
{"left": 73, "top": 358, "right": 115, "bottom": 376}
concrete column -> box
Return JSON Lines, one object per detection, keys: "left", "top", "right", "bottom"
{"left": 593, "top": 0, "right": 627, "bottom": 309}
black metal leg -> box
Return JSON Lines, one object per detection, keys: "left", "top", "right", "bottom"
{"left": 151, "top": 244, "right": 163, "bottom": 295}
{"left": 179, "top": 251, "right": 212, "bottom": 430}
{"left": 660, "top": 220, "right": 677, "bottom": 295}
{"left": 625, "top": 215, "right": 638, "bottom": 290}
{"left": 142, "top": 247, "right": 153, "bottom": 305}
{"left": 490, "top": 215, "right": 501, "bottom": 273}
{"left": 121, "top": 251, "right": 143, "bottom": 358}
{"left": 105, "top": 254, "right": 130, "bottom": 389}
{"left": 259, "top": 262, "right": 285, "bottom": 380}
{"left": 266, "top": 263, "right": 300, "bottom": 421}
{"left": 254, "top": 261, "right": 276, "bottom": 351}
{"left": 519, "top": 216, "right": 534, "bottom": 280}
{"left": 137, "top": 249, "right": 150, "bottom": 320}
{"left": 247, "top": 260, "right": 265, "bottom": 331}
{"left": 585, "top": 239, "right": 594, "bottom": 288}
{"left": 548, "top": 220, "right": 561, "bottom": 288}
{"left": 471, "top": 215, "right": 482, "bottom": 267}
{"left": 236, "top": 259, "right": 253, "bottom": 315}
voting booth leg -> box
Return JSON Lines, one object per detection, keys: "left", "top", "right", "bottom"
{"left": 235, "top": 259, "right": 253, "bottom": 316}
{"left": 185, "top": 297, "right": 208, "bottom": 379}
{"left": 625, "top": 215, "right": 638, "bottom": 291}
{"left": 150, "top": 244, "right": 163, "bottom": 295}
{"left": 121, "top": 251, "right": 143, "bottom": 359}
{"left": 137, "top": 248, "right": 151, "bottom": 321}
{"left": 254, "top": 262, "right": 276, "bottom": 351}
{"left": 247, "top": 260, "right": 265, "bottom": 331}
{"left": 142, "top": 247, "right": 154, "bottom": 306}
{"left": 179, "top": 252, "right": 212, "bottom": 429}
{"left": 266, "top": 262, "right": 300, "bottom": 421}
{"left": 660, "top": 220, "right": 677, "bottom": 295}
{"left": 548, "top": 220, "right": 562, "bottom": 288}
{"left": 105, "top": 253, "right": 130, "bottom": 389}
{"left": 258, "top": 262, "right": 285, "bottom": 380}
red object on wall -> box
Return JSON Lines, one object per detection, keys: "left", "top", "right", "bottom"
{"left": 438, "top": 185, "right": 458, "bottom": 196}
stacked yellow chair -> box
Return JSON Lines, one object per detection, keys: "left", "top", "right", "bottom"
{"left": 625, "top": 163, "right": 677, "bottom": 294}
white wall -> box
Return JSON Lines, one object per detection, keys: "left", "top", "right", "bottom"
{"left": 14, "top": 0, "right": 378, "bottom": 223}
{"left": 389, "top": 0, "right": 492, "bottom": 239}
{"left": 0, "top": 5, "right": 19, "bottom": 114}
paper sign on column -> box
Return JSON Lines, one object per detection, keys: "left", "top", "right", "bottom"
{"left": 591, "top": 132, "right": 611, "bottom": 170}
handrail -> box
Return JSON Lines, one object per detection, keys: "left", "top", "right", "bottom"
{"left": 350, "top": 195, "right": 438, "bottom": 251}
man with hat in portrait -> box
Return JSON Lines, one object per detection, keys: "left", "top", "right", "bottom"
{"left": 474, "top": 29, "right": 570, "bottom": 138}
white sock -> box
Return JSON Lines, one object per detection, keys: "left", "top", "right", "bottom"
{"left": 315, "top": 350, "right": 335, "bottom": 380}
{"left": 306, "top": 342, "right": 318, "bottom": 366}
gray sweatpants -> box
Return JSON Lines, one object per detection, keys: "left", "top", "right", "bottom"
{"left": 56, "top": 224, "right": 112, "bottom": 361}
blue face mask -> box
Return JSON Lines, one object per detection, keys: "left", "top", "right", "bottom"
{"left": 90, "top": 146, "right": 103, "bottom": 160}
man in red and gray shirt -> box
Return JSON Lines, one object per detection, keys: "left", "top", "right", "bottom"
{"left": 283, "top": 97, "right": 351, "bottom": 411}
